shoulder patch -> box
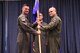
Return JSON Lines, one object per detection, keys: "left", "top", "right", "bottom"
{"left": 21, "top": 17, "right": 26, "bottom": 21}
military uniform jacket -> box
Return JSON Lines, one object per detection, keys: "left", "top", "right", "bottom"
{"left": 17, "top": 14, "right": 37, "bottom": 53}
{"left": 42, "top": 15, "right": 62, "bottom": 53}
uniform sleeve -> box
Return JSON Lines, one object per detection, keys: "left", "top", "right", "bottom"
{"left": 42, "top": 18, "right": 59, "bottom": 31}
{"left": 18, "top": 17, "right": 38, "bottom": 35}
{"left": 32, "top": 21, "right": 38, "bottom": 28}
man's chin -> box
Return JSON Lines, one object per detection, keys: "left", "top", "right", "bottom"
{"left": 24, "top": 13, "right": 28, "bottom": 15}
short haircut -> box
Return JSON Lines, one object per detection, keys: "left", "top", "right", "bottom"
{"left": 22, "top": 4, "right": 29, "bottom": 8}
{"left": 50, "top": 6, "right": 57, "bottom": 12}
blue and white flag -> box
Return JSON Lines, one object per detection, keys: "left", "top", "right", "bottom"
{"left": 32, "top": 0, "right": 39, "bottom": 22}
{"left": 33, "top": 0, "right": 39, "bottom": 14}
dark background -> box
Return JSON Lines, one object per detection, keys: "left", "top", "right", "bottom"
{"left": 0, "top": 0, "right": 80, "bottom": 53}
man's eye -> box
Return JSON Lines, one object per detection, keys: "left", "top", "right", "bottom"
{"left": 49, "top": 11, "right": 52, "bottom": 13}
{"left": 50, "top": 11, "right": 52, "bottom": 12}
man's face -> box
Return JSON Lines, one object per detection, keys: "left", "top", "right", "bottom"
{"left": 36, "top": 13, "right": 43, "bottom": 23}
{"left": 22, "top": 6, "right": 29, "bottom": 15}
{"left": 49, "top": 7, "right": 56, "bottom": 17}
{"left": 39, "top": 13, "right": 43, "bottom": 20}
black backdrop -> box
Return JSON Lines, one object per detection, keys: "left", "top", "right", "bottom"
{"left": 0, "top": 0, "right": 80, "bottom": 53}
{"left": 0, "top": 1, "right": 3, "bottom": 53}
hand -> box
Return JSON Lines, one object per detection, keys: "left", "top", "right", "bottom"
{"left": 32, "top": 42, "right": 36, "bottom": 52}
{"left": 37, "top": 25, "right": 41, "bottom": 29}
{"left": 37, "top": 30, "right": 41, "bottom": 35}
{"left": 32, "top": 42, "right": 35, "bottom": 47}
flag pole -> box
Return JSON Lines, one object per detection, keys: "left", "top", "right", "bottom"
{"left": 37, "top": 0, "right": 42, "bottom": 52}
{"left": 33, "top": 0, "right": 42, "bottom": 53}
{"left": 37, "top": 10, "right": 42, "bottom": 53}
